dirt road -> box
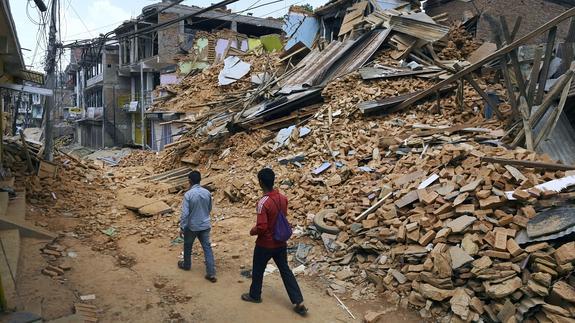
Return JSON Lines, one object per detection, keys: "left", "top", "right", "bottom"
{"left": 14, "top": 164, "right": 420, "bottom": 323}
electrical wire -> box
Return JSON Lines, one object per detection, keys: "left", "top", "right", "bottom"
{"left": 29, "top": 0, "right": 50, "bottom": 70}
{"left": 50, "top": 0, "right": 298, "bottom": 72}
{"left": 60, "top": 0, "right": 283, "bottom": 48}
{"left": 68, "top": 0, "right": 93, "bottom": 38}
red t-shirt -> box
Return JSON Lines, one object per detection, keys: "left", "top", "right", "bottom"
{"left": 250, "top": 190, "right": 288, "bottom": 249}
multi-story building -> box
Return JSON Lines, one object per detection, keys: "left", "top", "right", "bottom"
{"left": 67, "top": 44, "right": 132, "bottom": 148}
{"left": 0, "top": 0, "right": 49, "bottom": 142}
{"left": 66, "top": 0, "right": 283, "bottom": 150}
{"left": 113, "top": 1, "right": 283, "bottom": 150}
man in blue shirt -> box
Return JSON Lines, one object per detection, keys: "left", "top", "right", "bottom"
{"left": 178, "top": 171, "right": 216, "bottom": 282}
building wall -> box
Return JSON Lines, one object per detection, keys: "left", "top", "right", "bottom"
{"left": 100, "top": 49, "right": 132, "bottom": 147}
{"left": 428, "top": 0, "right": 571, "bottom": 44}
{"left": 158, "top": 12, "right": 181, "bottom": 64}
{"left": 102, "top": 86, "right": 131, "bottom": 147}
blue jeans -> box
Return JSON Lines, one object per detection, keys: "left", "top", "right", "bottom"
{"left": 183, "top": 228, "right": 216, "bottom": 277}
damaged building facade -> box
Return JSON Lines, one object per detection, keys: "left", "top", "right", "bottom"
{"left": 66, "top": 1, "right": 282, "bottom": 150}
{"left": 67, "top": 44, "right": 131, "bottom": 148}
{"left": 112, "top": 1, "right": 282, "bottom": 150}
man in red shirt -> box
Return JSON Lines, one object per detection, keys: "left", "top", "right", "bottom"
{"left": 241, "top": 168, "right": 308, "bottom": 316}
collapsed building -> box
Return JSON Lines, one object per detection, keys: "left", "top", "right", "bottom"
{"left": 5, "top": 0, "right": 575, "bottom": 321}
{"left": 117, "top": 0, "right": 575, "bottom": 322}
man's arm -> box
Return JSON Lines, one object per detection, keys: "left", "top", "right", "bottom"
{"left": 180, "top": 193, "right": 190, "bottom": 231}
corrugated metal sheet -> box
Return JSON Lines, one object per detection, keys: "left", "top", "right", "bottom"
{"left": 325, "top": 28, "right": 392, "bottom": 81}
{"left": 279, "top": 40, "right": 354, "bottom": 94}
{"left": 533, "top": 104, "right": 575, "bottom": 165}
{"left": 240, "top": 88, "right": 323, "bottom": 126}
{"left": 279, "top": 28, "right": 391, "bottom": 94}
{"left": 388, "top": 12, "right": 449, "bottom": 42}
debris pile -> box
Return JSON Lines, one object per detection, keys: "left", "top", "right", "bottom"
{"left": 99, "top": 1, "right": 575, "bottom": 322}
{"left": 152, "top": 51, "right": 282, "bottom": 113}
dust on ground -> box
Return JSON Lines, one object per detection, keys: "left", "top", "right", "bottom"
{"left": 15, "top": 160, "right": 420, "bottom": 323}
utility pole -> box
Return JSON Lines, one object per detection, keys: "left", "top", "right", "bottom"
{"left": 140, "top": 62, "right": 145, "bottom": 150}
{"left": 43, "top": 0, "right": 57, "bottom": 161}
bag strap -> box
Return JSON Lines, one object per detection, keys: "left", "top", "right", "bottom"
{"left": 264, "top": 195, "right": 286, "bottom": 227}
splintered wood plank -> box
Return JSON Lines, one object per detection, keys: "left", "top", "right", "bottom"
{"left": 392, "top": 8, "right": 575, "bottom": 113}
{"left": 535, "top": 26, "right": 558, "bottom": 105}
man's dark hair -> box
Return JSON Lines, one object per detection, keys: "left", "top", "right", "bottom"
{"left": 258, "top": 168, "right": 275, "bottom": 190}
{"left": 188, "top": 171, "right": 201, "bottom": 185}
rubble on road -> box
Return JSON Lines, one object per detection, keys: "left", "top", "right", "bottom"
{"left": 9, "top": 1, "right": 575, "bottom": 322}
{"left": 116, "top": 1, "right": 575, "bottom": 320}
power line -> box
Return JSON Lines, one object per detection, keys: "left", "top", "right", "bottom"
{"left": 68, "top": 1, "right": 93, "bottom": 38}
{"left": 61, "top": 0, "right": 283, "bottom": 48}
{"left": 66, "top": 19, "right": 130, "bottom": 38}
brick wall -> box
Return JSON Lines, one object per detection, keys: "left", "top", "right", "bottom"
{"left": 158, "top": 12, "right": 181, "bottom": 64}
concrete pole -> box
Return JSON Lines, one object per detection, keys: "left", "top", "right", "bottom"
{"left": 140, "top": 62, "right": 145, "bottom": 149}
{"left": 0, "top": 92, "right": 4, "bottom": 169}
{"left": 43, "top": 0, "right": 58, "bottom": 161}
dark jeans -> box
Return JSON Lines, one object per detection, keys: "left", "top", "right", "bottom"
{"left": 249, "top": 245, "right": 304, "bottom": 304}
{"left": 183, "top": 228, "right": 216, "bottom": 277}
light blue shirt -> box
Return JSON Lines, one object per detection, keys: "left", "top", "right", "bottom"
{"left": 180, "top": 184, "right": 212, "bottom": 231}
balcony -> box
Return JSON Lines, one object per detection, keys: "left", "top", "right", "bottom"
{"left": 86, "top": 73, "right": 104, "bottom": 88}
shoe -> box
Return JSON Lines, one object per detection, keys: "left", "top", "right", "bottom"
{"left": 178, "top": 260, "right": 190, "bottom": 271}
{"left": 205, "top": 275, "right": 217, "bottom": 283}
{"left": 241, "top": 293, "right": 262, "bottom": 303}
{"left": 293, "top": 304, "right": 308, "bottom": 316}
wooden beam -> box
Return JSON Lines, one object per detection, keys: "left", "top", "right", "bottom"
{"left": 491, "top": 30, "right": 519, "bottom": 119}
{"left": 561, "top": 18, "right": 575, "bottom": 73}
{"left": 391, "top": 8, "right": 575, "bottom": 113}
{"left": 500, "top": 56, "right": 519, "bottom": 119}
{"left": 354, "top": 191, "right": 393, "bottom": 222}
{"left": 526, "top": 47, "right": 543, "bottom": 108}
{"left": 481, "top": 156, "right": 575, "bottom": 170}
{"left": 510, "top": 16, "right": 523, "bottom": 40}
{"left": 511, "top": 70, "right": 574, "bottom": 147}
{"left": 463, "top": 75, "right": 504, "bottom": 119}
{"left": 534, "top": 71, "right": 573, "bottom": 149}
{"left": 500, "top": 17, "right": 528, "bottom": 102}
{"left": 0, "top": 216, "right": 56, "bottom": 239}
{"left": 518, "top": 96, "right": 534, "bottom": 150}
{"left": 535, "top": 27, "right": 558, "bottom": 105}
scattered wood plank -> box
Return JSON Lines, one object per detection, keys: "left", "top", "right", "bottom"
{"left": 481, "top": 156, "right": 575, "bottom": 171}
{"left": 518, "top": 96, "right": 534, "bottom": 150}
{"left": 535, "top": 26, "right": 558, "bottom": 105}
{"left": 390, "top": 8, "right": 575, "bottom": 113}
{"left": 354, "top": 191, "right": 393, "bottom": 222}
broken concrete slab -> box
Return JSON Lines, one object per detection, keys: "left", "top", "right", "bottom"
{"left": 138, "top": 201, "right": 172, "bottom": 217}
{"left": 449, "top": 246, "right": 474, "bottom": 269}
{"left": 118, "top": 192, "right": 156, "bottom": 210}
{"left": 485, "top": 277, "right": 522, "bottom": 299}
{"left": 446, "top": 215, "right": 476, "bottom": 233}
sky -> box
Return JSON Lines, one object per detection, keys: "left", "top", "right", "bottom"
{"left": 9, "top": 0, "right": 327, "bottom": 71}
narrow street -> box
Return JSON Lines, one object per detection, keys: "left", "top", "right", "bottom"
{"left": 14, "top": 157, "right": 419, "bottom": 322}
{"left": 3, "top": 0, "right": 575, "bottom": 322}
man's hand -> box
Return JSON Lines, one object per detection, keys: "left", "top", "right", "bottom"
{"left": 179, "top": 228, "right": 184, "bottom": 238}
{"left": 249, "top": 226, "right": 256, "bottom": 236}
